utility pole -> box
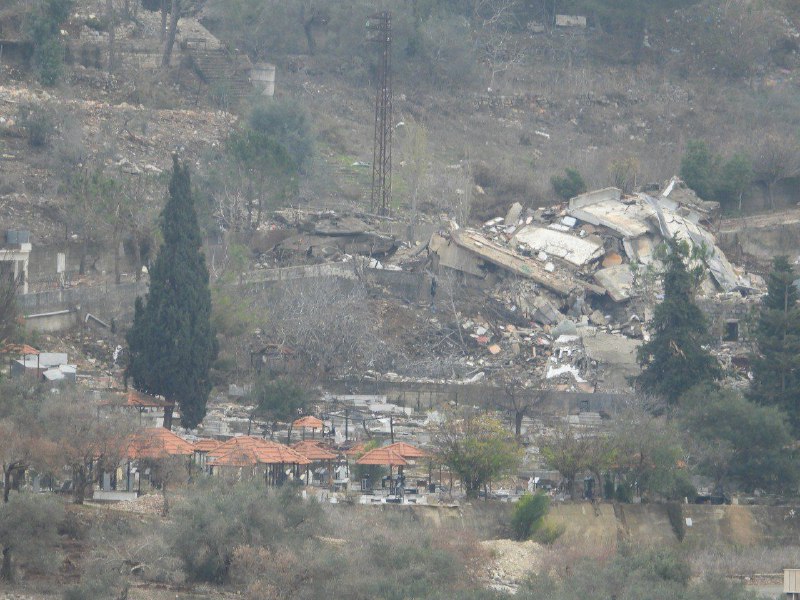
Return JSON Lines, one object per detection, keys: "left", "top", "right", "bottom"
{"left": 367, "top": 12, "right": 392, "bottom": 216}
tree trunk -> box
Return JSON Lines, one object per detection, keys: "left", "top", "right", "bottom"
{"left": 161, "top": 0, "right": 180, "bottom": 67}
{"left": 79, "top": 236, "right": 88, "bottom": 276}
{"left": 74, "top": 467, "right": 86, "bottom": 504}
{"left": 114, "top": 239, "right": 122, "bottom": 284}
{"left": 163, "top": 406, "right": 174, "bottom": 430}
{"left": 160, "top": 0, "right": 167, "bottom": 41}
{"left": 303, "top": 21, "right": 316, "bottom": 55}
{"left": 132, "top": 234, "right": 142, "bottom": 282}
{"left": 514, "top": 410, "right": 523, "bottom": 438}
{"left": 107, "top": 0, "right": 115, "bottom": 72}
{"left": 3, "top": 467, "right": 10, "bottom": 504}
{"left": 1, "top": 547, "right": 12, "bottom": 582}
{"left": 161, "top": 483, "right": 169, "bottom": 516}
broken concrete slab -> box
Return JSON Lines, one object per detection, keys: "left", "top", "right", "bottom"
{"left": 505, "top": 202, "right": 523, "bottom": 226}
{"left": 448, "top": 229, "right": 598, "bottom": 296}
{"left": 513, "top": 226, "right": 604, "bottom": 267}
{"left": 429, "top": 233, "right": 484, "bottom": 278}
{"left": 568, "top": 188, "right": 652, "bottom": 238}
{"left": 622, "top": 235, "right": 656, "bottom": 265}
{"left": 552, "top": 320, "right": 578, "bottom": 337}
{"left": 594, "top": 265, "right": 635, "bottom": 302}
{"left": 582, "top": 330, "right": 641, "bottom": 392}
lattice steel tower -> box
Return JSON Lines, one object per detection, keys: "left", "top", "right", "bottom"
{"left": 367, "top": 12, "right": 392, "bottom": 216}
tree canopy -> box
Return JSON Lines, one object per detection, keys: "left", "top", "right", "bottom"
{"left": 434, "top": 411, "right": 521, "bottom": 498}
{"left": 636, "top": 240, "right": 721, "bottom": 402}
{"left": 248, "top": 376, "right": 309, "bottom": 439}
{"left": 750, "top": 256, "right": 800, "bottom": 432}
{"left": 126, "top": 156, "right": 218, "bottom": 429}
{"left": 679, "top": 385, "right": 797, "bottom": 494}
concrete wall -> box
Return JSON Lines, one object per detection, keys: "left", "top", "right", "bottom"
{"left": 25, "top": 309, "right": 80, "bottom": 333}
{"left": 14, "top": 263, "right": 424, "bottom": 333}
{"left": 327, "top": 379, "right": 630, "bottom": 416}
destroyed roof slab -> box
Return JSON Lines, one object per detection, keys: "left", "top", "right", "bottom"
{"left": 449, "top": 229, "right": 597, "bottom": 296}
{"left": 594, "top": 265, "right": 635, "bottom": 302}
{"left": 568, "top": 189, "right": 653, "bottom": 239}
{"left": 513, "top": 226, "right": 603, "bottom": 266}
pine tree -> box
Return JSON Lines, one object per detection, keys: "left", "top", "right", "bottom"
{"left": 636, "top": 239, "right": 721, "bottom": 403}
{"left": 750, "top": 256, "right": 800, "bottom": 431}
{"left": 126, "top": 156, "right": 218, "bottom": 429}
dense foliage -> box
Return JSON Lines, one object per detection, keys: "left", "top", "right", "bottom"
{"left": 126, "top": 156, "right": 218, "bottom": 429}
{"left": 636, "top": 240, "right": 721, "bottom": 402}
{"left": 510, "top": 493, "right": 549, "bottom": 541}
{"left": 434, "top": 412, "right": 521, "bottom": 498}
{"left": 249, "top": 376, "right": 309, "bottom": 439}
{"left": 679, "top": 385, "right": 797, "bottom": 494}
{"left": 750, "top": 256, "right": 800, "bottom": 432}
{"left": 25, "top": 0, "right": 74, "bottom": 85}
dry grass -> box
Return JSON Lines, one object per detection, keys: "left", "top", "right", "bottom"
{"left": 688, "top": 544, "right": 800, "bottom": 577}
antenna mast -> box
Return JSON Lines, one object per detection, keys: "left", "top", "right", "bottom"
{"left": 367, "top": 12, "right": 392, "bottom": 216}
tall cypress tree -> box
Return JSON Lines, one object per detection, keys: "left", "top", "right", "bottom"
{"left": 636, "top": 239, "right": 721, "bottom": 403}
{"left": 126, "top": 156, "right": 218, "bottom": 429}
{"left": 750, "top": 256, "right": 800, "bottom": 431}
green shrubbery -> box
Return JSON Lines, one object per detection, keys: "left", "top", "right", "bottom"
{"left": 511, "top": 493, "right": 549, "bottom": 541}
{"left": 26, "top": 0, "right": 75, "bottom": 86}
{"left": 18, "top": 104, "right": 56, "bottom": 148}
{"left": 551, "top": 168, "right": 587, "bottom": 200}
{"left": 679, "top": 140, "right": 752, "bottom": 211}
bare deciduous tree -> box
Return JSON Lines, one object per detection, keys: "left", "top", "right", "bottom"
{"left": 753, "top": 133, "right": 800, "bottom": 209}
{"left": 162, "top": 0, "right": 180, "bottom": 67}
{"left": 473, "top": 0, "right": 527, "bottom": 90}
{"left": 0, "top": 275, "right": 21, "bottom": 348}
{"left": 267, "top": 278, "right": 389, "bottom": 379}
{"left": 42, "top": 391, "right": 136, "bottom": 504}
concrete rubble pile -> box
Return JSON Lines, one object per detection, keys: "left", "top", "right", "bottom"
{"left": 265, "top": 209, "right": 400, "bottom": 264}
{"left": 396, "top": 177, "right": 766, "bottom": 393}
{"left": 428, "top": 177, "right": 763, "bottom": 322}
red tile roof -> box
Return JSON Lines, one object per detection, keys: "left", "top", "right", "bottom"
{"left": 384, "top": 442, "right": 428, "bottom": 459}
{"left": 344, "top": 442, "right": 368, "bottom": 457}
{"left": 207, "top": 436, "right": 311, "bottom": 467}
{"left": 293, "top": 415, "right": 324, "bottom": 429}
{"left": 193, "top": 439, "right": 223, "bottom": 453}
{"left": 125, "top": 389, "right": 173, "bottom": 408}
{"left": 127, "top": 428, "right": 195, "bottom": 459}
{"left": 292, "top": 440, "right": 338, "bottom": 461}
{"left": 0, "top": 344, "right": 39, "bottom": 355}
{"left": 355, "top": 447, "right": 408, "bottom": 466}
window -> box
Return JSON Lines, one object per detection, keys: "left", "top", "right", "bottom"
{"left": 723, "top": 320, "right": 739, "bottom": 342}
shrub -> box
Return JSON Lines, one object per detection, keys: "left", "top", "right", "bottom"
{"left": 533, "top": 520, "right": 565, "bottom": 545}
{"left": 248, "top": 100, "right": 313, "bottom": 173}
{"left": 168, "top": 481, "right": 324, "bottom": 583}
{"left": 680, "top": 140, "right": 715, "bottom": 200}
{"left": 551, "top": 168, "right": 586, "bottom": 200}
{"left": 511, "top": 493, "right": 549, "bottom": 541}
{"left": 18, "top": 105, "right": 56, "bottom": 149}
{"left": 665, "top": 502, "right": 685, "bottom": 542}
{"left": 680, "top": 141, "right": 753, "bottom": 210}
{"left": 26, "top": 0, "right": 75, "bottom": 86}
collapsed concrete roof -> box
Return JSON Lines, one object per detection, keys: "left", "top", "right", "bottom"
{"left": 434, "top": 228, "right": 603, "bottom": 297}
{"left": 512, "top": 226, "right": 604, "bottom": 267}
{"left": 567, "top": 183, "right": 746, "bottom": 293}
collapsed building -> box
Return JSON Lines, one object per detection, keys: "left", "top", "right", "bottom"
{"left": 252, "top": 178, "right": 760, "bottom": 400}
